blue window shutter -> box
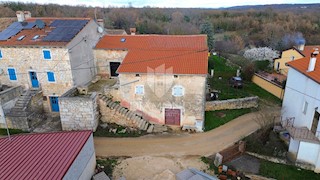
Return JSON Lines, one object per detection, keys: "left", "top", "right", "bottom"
{"left": 43, "top": 50, "right": 51, "bottom": 60}
{"left": 47, "top": 72, "right": 55, "bottom": 82}
{"left": 0, "top": 50, "right": 2, "bottom": 59}
{"left": 8, "top": 68, "right": 17, "bottom": 80}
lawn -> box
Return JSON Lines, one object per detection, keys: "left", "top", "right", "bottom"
{"left": 260, "top": 160, "right": 319, "bottom": 180}
{"left": 204, "top": 108, "right": 253, "bottom": 131}
{"left": 208, "top": 55, "right": 282, "bottom": 105}
{"left": 0, "top": 128, "right": 26, "bottom": 136}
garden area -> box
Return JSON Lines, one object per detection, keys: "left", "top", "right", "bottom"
{"left": 0, "top": 128, "right": 26, "bottom": 136}
{"left": 207, "top": 55, "right": 281, "bottom": 105}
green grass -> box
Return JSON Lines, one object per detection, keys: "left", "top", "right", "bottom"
{"left": 96, "top": 158, "right": 118, "bottom": 177}
{"left": 204, "top": 108, "right": 253, "bottom": 131}
{"left": 0, "top": 128, "right": 26, "bottom": 136}
{"left": 260, "top": 160, "right": 319, "bottom": 180}
{"left": 208, "top": 55, "right": 282, "bottom": 105}
{"left": 93, "top": 124, "right": 146, "bottom": 137}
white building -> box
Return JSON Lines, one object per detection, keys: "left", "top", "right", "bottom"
{"left": 282, "top": 47, "right": 320, "bottom": 172}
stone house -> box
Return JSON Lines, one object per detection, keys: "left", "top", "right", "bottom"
{"left": 0, "top": 11, "right": 102, "bottom": 114}
{"left": 282, "top": 48, "right": 320, "bottom": 172}
{"left": 95, "top": 35, "right": 208, "bottom": 131}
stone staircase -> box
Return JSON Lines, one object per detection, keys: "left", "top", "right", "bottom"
{"left": 6, "top": 89, "right": 42, "bottom": 131}
{"left": 99, "top": 94, "right": 167, "bottom": 133}
{"left": 8, "top": 89, "right": 39, "bottom": 117}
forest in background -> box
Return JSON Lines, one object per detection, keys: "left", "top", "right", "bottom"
{"left": 0, "top": 2, "right": 320, "bottom": 53}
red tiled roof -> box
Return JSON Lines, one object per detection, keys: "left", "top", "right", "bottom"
{"left": 0, "top": 130, "right": 92, "bottom": 179}
{"left": 95, "top": 35, "right": 208, "bottom": 74}
{"left": 287, "top": 55, "right": 320, "bottom": 84}
{"left": 0, "top": 17, "right": 90, "bottom": 47}
{"left": 301, "top": 45, "right": 320, "bottom": 57}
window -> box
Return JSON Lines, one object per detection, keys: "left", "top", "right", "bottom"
{"left": 7, "top": 68, "right": 17, "bottom": 81}
{"left": 303, "top": 101, "right": 308, "bottom": 115}
{"left": 47, "top": 72, "right": 55, "bottom": 82}
{"left": 0, "top": 49, "right": 2, "bottom": 59}
{"left": 174, "top": 75, "right": 178, "bottom": 78}
{"left": 135, "top": 74, "right": 140, "bottom": 77}
{"left": 135, "top": 85, "right": 144, "bottom": 95}
{"left": 43, "top": 49, "right": 51, "bottom": 60}
{"left": 172, "top": 85, "right": 184, "bottom": 97}
{"left": 291, "top": 56, "right": 295, "bottom": 61}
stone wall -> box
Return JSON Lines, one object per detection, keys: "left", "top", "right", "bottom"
{"left": 60, "top": 89, "right": 99, "bottom": 131}
{"left": 118, "top": 73, "right": 206, "bottom": 131}
{"left": 0, "top": 86, "right": 22, "bottom": 105}
{"left": 99, "top": 98, "right": 139, "bottom": 128}
{"left": 94, "top": 49, "right": 127, "bottom": 78}
{"left": 205, "top": 96, "right": 259, "bottom": 111}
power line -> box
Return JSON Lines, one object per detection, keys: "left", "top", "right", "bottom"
{"left": 0, "top": 48, "right": 207, "bottom": 77}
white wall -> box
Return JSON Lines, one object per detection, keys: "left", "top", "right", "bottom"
{"left": 297, "top": 141, "right": 320, "bottom": 165}
{"left": 63, "top": 134, "right": 96, "bottom": 180}
{"left": 288, "top": 137, "right": 299, "bottom": 154}
{"left": 68, "top": 20, "right": 102, "bottom": 86}
{"left": 282, "top": 68, "right": 320, "bottom": 129}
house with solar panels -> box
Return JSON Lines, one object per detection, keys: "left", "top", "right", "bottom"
{"left": 0, "top": 11, "right": 102, "bottom": 117}
{"left": 95, "top": 35, "right": 208, "bottom": 132}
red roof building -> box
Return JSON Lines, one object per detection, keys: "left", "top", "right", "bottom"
{"left": 95, "top": 35, "right": 208, "bottom": 75}
{"left": 0, "top": 131, "right": 96, "bottom": 179}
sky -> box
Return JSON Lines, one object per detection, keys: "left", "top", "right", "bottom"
{"left": 0, "top": 0, "right": 319, "bottom": 8}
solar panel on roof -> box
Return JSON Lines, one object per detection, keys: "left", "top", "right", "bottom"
{"left": 43, "top": 20, "right": 89, "bottom": 42}
{"left": 0, "top": 28, "right": 21, "bottom": 41}
{"left": 35, "top": 19, "right": 45, "bottom": 29}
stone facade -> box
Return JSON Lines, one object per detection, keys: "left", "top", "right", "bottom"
{"left": 205, "top": 96, "right": 259, "bottom": 111}
{"left": 0, "top": 86, "right": 22, "bottom": 105}
{"left": 59, "top": 89, "right": 99, "bottom": 131}
{"left": 0, "top": 20, "right": 101, "bottom": 113}
{"left": 118, "top": 73, "right": 206, "bottom": 131}
{"left": 94, "top": 49, "right": 127, "bottom": 78}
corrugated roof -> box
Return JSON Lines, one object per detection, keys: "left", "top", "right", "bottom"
{"left": 0, "top": 130, "right": 92, "bottom": 179}
{"left": 0, "top": 18, "right": 90, "bottom": 46}
{"left": 95, "top": 35, "right": 208, "bottom": 75}
{"left": 287, "top": 54, "right": 320, "bottom": 84}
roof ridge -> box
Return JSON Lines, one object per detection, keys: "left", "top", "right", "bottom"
{"left": 0, "top": 130, "right": 92, "bottom": 139}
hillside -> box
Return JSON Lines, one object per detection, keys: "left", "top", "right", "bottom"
{"left": 0, "top": 2, "right": 319, "bottom": 52}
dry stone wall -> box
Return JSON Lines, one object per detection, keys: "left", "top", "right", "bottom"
{"left": 60, "top": 90, "right": 99, "bottom": 131}
{"left": 205, "top": 96, "right": 259, "bottom": 111}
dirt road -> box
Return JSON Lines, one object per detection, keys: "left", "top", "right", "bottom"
{"left": 94, "top": 110, "right": 278, "bottom": 157}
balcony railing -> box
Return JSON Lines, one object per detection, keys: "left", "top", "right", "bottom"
{"left": 281, "top": 117, "right": 320, "bottom": 144}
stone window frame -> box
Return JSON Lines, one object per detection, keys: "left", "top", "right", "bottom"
{"left": 7, "top": 67, "right": 17, "bottom": 81}
{"left": 172, "top": 85, "right": 184, "bottom": 97}
{"left": 0, "top": 49, "right": 2, "bottom": 59}
{"left": 135, "top": 85, "right": 144, "bottom": 95}
{"left": 46, "top": 71, "right": 56, "bottom": 83}
{"left": 42, "top": 49, "right": 52, "bottom": 60}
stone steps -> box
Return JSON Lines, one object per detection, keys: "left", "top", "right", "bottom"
{"left": 98, "top": 94, "right": 157, "bottom": 133}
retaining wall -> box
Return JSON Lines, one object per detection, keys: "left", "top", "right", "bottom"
{"left": 205, "top": 96, "right": 259, "bottom": 111}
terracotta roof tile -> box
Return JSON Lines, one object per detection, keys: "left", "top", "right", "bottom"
{"left": 95, "top": 35, "right": 208, "bottom": 74}
{"left": 0, "top": 131, "right": 92, "bottom": 179}
{"left": 302, "top": 45, "right": 320, "bottom": 57}
{"left": 287, "top": 54, "right": 320, "bottom": 84}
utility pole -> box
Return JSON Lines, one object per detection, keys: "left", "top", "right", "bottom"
{"left": 0, "top": 104, "right": 11, "bottom": 140}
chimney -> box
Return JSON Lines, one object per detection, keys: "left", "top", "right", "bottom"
{"left": 308, "top": 48, "right": 319, "bottom": 72}
{"left": 16, "top": 11, "right": 25, "bottom": 22}
{"left": 298, "top": 43, "right": 305, "bottom": 51}
{"left": 97, "top": 19, "right": 104, "bottom": 28}
{"left": 24, "top": 11, "right": 32, "bottom": 19}
{"left": 130, "top": 28, "right": 136, "bottom": 35}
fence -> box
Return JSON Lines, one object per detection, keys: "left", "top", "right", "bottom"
{"left": 252, "top": 73, "right": 284, "bottom": 99}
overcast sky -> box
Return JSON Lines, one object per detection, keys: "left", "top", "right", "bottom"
{"left": 0, "top": 0, "right": 319, "bottom": 8}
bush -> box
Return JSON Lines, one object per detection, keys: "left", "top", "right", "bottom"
{"left": 242, "top": 63, "right": 255, "bottom": 81}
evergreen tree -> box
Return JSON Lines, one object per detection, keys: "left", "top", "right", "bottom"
{"left": 200, "top": 21, "right": 214, "bottom": 50}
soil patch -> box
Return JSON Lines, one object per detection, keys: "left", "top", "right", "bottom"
{"left": 112, "top": 155, "right": 213, "bottom": 180}
{"left": 226, "top": 154, "right": 260, "bottom": 174}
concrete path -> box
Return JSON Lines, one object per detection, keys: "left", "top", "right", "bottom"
{"left": 94, "top": 110, "right": 279, "bottom": 157}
